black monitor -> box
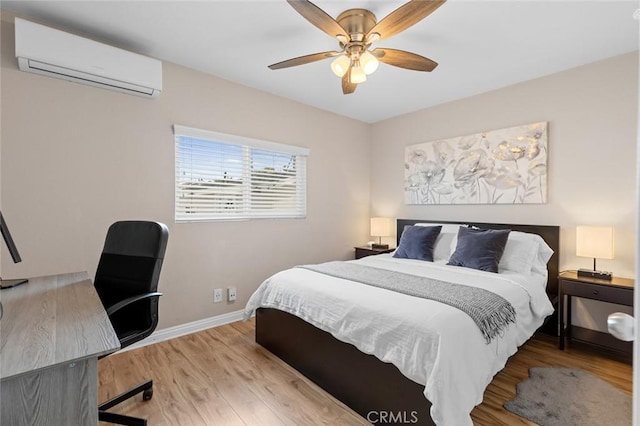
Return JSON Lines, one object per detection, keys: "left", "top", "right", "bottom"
{"left": 0, "top": 211, "right": 28, "bottom": 289}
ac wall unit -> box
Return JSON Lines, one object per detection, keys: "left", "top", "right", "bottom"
{"left": 15, "top": 18, "right": 162, "bottom": 98}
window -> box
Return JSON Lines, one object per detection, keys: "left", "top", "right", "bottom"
{"left": 174, "top": 125, "right": 309, "bottom": 222}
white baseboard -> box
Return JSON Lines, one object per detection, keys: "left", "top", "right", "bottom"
{"left": 120, "top": 309, "right": 248, "bottom": 352}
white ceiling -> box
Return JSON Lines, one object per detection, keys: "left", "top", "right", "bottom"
{"left": 2, "top": 1, "right": 638, "bottom": 123}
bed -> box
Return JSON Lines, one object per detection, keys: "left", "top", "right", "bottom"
{"left": 245, "top": 220, "right": 559, "bottom": 425}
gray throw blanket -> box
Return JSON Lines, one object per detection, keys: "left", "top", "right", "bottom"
{"left": 297, "top": 261, "right": 516, "bottom": 344}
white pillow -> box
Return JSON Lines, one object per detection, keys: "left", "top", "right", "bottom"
{"left": 499, "top": 232, "right": 539, "bottom": 274}
{"left": 500, "top": 231, "right": 554, "bottom": 275}
{"left": 414, "top": 223, "right": 460, "bottom": 261}
{"left": 531, "top": 238, "right": 554, "bottom": 277}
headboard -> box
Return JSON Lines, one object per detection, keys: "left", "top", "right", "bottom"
{"left": 396, "top": 219, "right": 560, "bottom": 298}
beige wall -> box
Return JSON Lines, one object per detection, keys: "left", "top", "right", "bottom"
{"left": 370, "top": 52, "right": 638, "bottom": 331}
{"left": 1, "top": 10, "right": 637, "bottom": 334}
{"left": 0, "top": 13, "right": 371, "bottom": 329}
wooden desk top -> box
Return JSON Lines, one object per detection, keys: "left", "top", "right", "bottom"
{"left": 0, "top": 272, "right": 120, "bottom": 381}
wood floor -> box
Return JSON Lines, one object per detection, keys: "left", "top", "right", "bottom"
{"left": 98, "top": 318, "right": 632, "bottom": 425}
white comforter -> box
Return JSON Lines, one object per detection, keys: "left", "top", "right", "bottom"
{"left": 244, "top": 254, "right": 554, "bottom": 426}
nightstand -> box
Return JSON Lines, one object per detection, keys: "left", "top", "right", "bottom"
{"left": 558, "top": 270, "right": 634, "bottom": 353}
{"left": 354, "top": 246, "right": 394, "bottom": 259}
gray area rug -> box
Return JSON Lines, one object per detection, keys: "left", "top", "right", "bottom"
{"left": 504, "top": 367, "right": 631, "bottom": 426}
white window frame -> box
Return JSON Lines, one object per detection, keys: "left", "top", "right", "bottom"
{"left": 174, "top": 125, "right": 309, "bottom": 222}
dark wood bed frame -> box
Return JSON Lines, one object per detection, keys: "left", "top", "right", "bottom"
{"left": 256, "top": 220, "right": 560, "bottom": 425}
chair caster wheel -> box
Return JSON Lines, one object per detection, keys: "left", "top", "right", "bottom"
{"left": 143, "top": 388, "right": 153, "bottom": 401}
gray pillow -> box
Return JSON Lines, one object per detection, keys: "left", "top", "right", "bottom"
{"left": 447, "top": 227, "right": 511, "bottom": 273}
{"left": 393, "top": 225, "right": 442, "bottom": 261}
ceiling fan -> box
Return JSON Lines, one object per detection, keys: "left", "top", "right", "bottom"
{"left": 268, "top": 0, "right": 447, "bottom": 95}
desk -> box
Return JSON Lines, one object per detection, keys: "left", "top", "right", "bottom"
{"left": 0, "top": 272, "right": 120, "bottom": 425}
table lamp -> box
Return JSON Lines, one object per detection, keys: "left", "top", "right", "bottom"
{"left": 576, "top": 226, "right": 614, "bottom": 280}
{"left": 370, "top": 217, "right": 391, "bottom": 249}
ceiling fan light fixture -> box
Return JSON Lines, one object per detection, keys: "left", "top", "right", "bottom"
{"left": 270, "top": 0, "right": 447, "bottom": 94}
{"left": 349, "top": 61, "right": 367, "bottom": 84}
{"left": 360, "top": 50, "right": 379, "bottom": 75}
{"left": 331, "top": 55, "right": 350, "bottom": 77}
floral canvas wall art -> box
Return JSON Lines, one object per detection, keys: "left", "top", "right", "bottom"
{"left": 404, "top": 122, "right": 548, "bottom": 205}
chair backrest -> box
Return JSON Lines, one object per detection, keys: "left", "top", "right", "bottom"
{"left": 94, "top": 221, "right": 169, "bottom": 348}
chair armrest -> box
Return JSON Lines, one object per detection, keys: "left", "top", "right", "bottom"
{"left": 106, "top": 292, "right": 163, "bottom": 317}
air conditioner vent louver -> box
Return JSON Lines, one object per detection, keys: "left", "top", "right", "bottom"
{"left": 15, "top": 18, "right": 162, "bottom": 98}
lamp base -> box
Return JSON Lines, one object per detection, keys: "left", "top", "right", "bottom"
{"left": 577, "top": 268, "right": 612, "bottom": 280}
{"left": 371, "top": 243, "right": 389, "bottom": 250}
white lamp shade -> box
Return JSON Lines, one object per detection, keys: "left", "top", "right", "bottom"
{"left": 349, "top": 63, "right": 366, "bottom": 84}
{"left": 360, "top": 51, "right": 379, "bottom": 75}
{"left": 330, "top": 55, "right": 350, "bottom": 77}
{"left": 576, "top": 226, "right": 614, "bottom": 259}
{"left": 370, "top": 217, "right": 391, "bottom": 237}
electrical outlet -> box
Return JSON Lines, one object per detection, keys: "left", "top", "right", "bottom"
{"left": 227, "top": 287, "right": 237, "bottom": 302}
{"left": 213, "top": 288, "right": 223, "bottom": 303}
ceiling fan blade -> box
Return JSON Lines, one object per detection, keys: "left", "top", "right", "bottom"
{"left": 268, "top": 51, "right": 341, "bottom": 70}
{"left": 342, "top": 72, "right": 357, "bottom": 95}
{"left": 373, "top": 48, "right": 438, "bottom": 72}
{"left": 286, "top": 0, "right": 348, "bottom": 40}
{"left": 367, "top": 0, "right": 447, "bottom": 41}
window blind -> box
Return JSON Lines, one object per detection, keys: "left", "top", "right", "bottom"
{"left": 174, "top": 125, "right": 309, "bottom": 222}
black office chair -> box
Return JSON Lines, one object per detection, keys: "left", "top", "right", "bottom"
{"left": 95, "top": 221, "right": 169, "bottom": 426}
